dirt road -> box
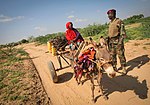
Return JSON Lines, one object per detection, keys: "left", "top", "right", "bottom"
{"left": 21, "top": 39, "right": 150, "bottom": 105}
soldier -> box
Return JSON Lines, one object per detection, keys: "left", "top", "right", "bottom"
{"left": 107, "top": 9, "right": 127, "bottom": 75}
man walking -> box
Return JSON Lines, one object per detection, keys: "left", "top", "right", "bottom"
{"left": 107, "top": 9, "right": 127, "bottom": 75}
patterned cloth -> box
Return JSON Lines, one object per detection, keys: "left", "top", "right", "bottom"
{"left": 73, "top": 47, "right": 96, "bottom": 78}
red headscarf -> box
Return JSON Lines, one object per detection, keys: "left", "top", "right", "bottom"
{"left": 65, "top": 22, "right": 76, "bottom": 43}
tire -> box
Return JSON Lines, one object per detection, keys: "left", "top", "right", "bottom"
{"left": 48, "top": 61, "right": 58, "bottom": 83}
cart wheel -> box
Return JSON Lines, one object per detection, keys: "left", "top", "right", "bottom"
{"left": 48, "top": 61, "right": 58, "bottom": 83}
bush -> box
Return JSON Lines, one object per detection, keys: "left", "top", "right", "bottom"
{"left": 124, "top": 14, "right": 144, "bottom": 25}
{"left": 28, "top": 36, "right": 35, "bottom": 42}
{"left": 79, "top": 23, "right": 108, "bottom": 37}
{"left": 30, "top": 15, "right": 150, "bottom": 44}
{"left": 140, "top": 22, "right": 150, "bottom": 38}
{"left": 34, "top": 32, "right": 65, "bottom": 44}
{"left": 20, "top": 39, "right": 29, "bottom": 44}
{"left": 126, "top": 21, "right": 150, "bottom": 40}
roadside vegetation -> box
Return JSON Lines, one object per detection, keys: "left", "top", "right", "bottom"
{"left": 32, "top": 14, "right": 150, "bottom": 44}
{"left": 0, "top": 46, "right": 50, "bottom": 104}
{"left": 1, "top": 14, "right": 149, "bottom": 46}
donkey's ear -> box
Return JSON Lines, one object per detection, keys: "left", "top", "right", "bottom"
{"left": 89, "top": 37, "right": 93, "bottom": 41}
{"left": 89, "top": 37, "right": 95, "bottom": 45}
{"left": 97, "top": 43, "right": 102, "bottom": 48}
{"left": 100, "top": 36, "right": 103, "bottom": 38}
{"left": 99, "top": 36, "right": 105, "bottom": 41}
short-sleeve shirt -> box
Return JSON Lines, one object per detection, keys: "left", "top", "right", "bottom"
{"left": 108, "top": 18, "right": 126, "bottom": 38}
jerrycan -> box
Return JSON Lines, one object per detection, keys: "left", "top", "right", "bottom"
{"left": 47, "top": 41, "right": 52, "bottom": 53}
{"left": 52, "top": 45, "right": 57, "bottom": 56}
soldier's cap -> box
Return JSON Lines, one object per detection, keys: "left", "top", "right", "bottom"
{"left": 107, "top": 9, "right": 116, "bottom": 14}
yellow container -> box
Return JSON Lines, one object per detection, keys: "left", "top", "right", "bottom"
{"left": 47, "top": 41, "right": 52, "bottom": 53}
{"left": 52, "top": 45, "right": 57, "bottom": 56}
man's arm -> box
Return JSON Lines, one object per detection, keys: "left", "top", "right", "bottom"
{"left": 120, "top": 21, "right": 127, "bottom": 38}
{"left": 118, "top": 20, "right": 127, "bottom": 45}
{"left": 73, "top": 29, "right": 80, "bottom": 41}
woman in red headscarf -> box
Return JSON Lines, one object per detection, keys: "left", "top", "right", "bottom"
{"left": 65, "top": 22, "right": 84, "bottom": 49}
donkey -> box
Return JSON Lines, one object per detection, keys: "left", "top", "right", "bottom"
{"left": 74, "top": 36, "right": 116, "bottom": 103}
{"left": 91, "top": 37, "right": 116, "bottom": 102}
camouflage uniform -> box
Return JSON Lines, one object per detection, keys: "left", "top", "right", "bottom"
{"left": 108, "top": 18, "right": 126, "bottom": 69}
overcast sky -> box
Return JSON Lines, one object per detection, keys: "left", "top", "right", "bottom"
{"left": 0, "top": 0, "right": 150, "bottom": 44}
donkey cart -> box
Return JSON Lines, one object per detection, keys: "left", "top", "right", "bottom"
{"left": 47, "top": 40, "right": 85, "bottom": 83}
{"left": 47, "top": 37, "right": 117, "bottom": 102}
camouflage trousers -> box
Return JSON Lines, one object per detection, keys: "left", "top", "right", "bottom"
{"left": 108, "top": 36, "right": 126, "bottom": 68}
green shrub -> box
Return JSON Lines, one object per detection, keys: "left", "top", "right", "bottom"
{"left": 20, "top": 39, "right": 29, "bottom": 43}
{"left": 79, "top": 23, "right": 108, "bottom": 37}
{"left": 34, "top": 32, "right": 65, "bottom": 44}
{"left": 1, "top": 14, "right": 148, "bottom": 46}
{"left": 126, "top": 21, "right": 150, "bottom": 40}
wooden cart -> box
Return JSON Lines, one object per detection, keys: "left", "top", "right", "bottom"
{"left": 47, "top": 41, "right": 85, "bottom": 83}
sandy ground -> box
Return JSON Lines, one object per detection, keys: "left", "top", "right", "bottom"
{"left": 20, "top": 39, "right": 150, "bottom": 105}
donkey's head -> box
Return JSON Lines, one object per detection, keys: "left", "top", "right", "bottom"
{"left": 90, "top": 36, "right": 116, "bottom": 78}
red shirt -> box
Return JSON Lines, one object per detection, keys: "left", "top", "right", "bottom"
{"left": 65, "top": 22, "right": 84, "bottom": 44}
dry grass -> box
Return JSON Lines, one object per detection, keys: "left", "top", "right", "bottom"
{"left": 125, "top": 23, "right": 141, "bottom": 29}
{"left": 0, "top": 46, "right": 50, "bottom": 105}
